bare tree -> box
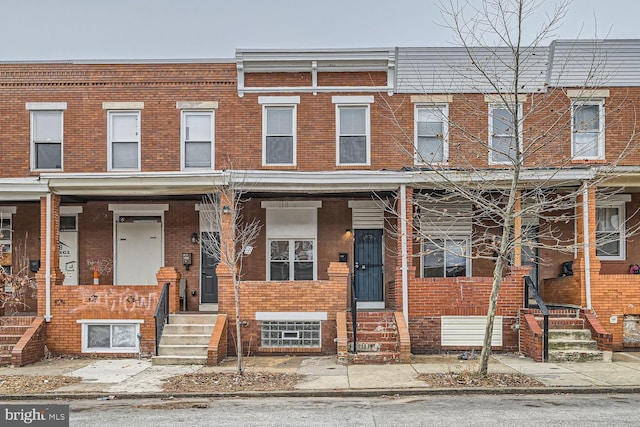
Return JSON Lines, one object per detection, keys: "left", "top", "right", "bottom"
{"left": 381, "top": 0, "right": 639, "bottom": 374}
{"left": 200, "top": 171, "right": 262, "bottom": 375}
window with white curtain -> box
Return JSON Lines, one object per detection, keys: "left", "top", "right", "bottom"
{"left": 264, "top": 106, "right": 295, "bottom": 165}
{"left": 108, "top": 111, "right": 140, "bottom": 170}
{"left": 337, "top": 105, "right": 369, "bottom": 165}
{"left": 182, "top": 111, "right": 213, "bottom": 169}
{"left": 596, "top": 202, "right": 625, "bottom": 260}
{"left": 31, "top": 110, "right": 63, "bottom": 170}
{"left": 572, "top": 100, "right": 605, "bottom": 159}
{"left": 415, "top": 105, "right": 447, "bottom": 163}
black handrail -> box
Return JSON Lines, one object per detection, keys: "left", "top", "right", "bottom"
{"left": 154, "top": 282, "right": 170, "bottom": 356}
{"left": 350, "top": 273, "right": 357, "bottom": 354}
{"left": 524, "top": 275, "right": 549, "bottom": 362}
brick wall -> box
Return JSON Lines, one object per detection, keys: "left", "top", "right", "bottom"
{"left": 217, "top": 262, "right": 349, "bottom": 356}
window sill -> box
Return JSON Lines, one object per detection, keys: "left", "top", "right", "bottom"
{"left": 571, "top": 158, "right": 606, "bottom": 164}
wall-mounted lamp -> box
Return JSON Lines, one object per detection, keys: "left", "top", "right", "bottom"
{"left": 191, "top": 232, "right": 199, "bottom": 244}
{"left": 222, "top": 206, "right": 232, "bottom": 215}
{"left": 345, "top": 228, "right": 352, "bottom": 235}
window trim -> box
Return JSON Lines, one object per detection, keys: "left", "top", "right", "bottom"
{"left": 107, "top": 110, "right": 141, "bottom": 171}
{"left": 488, "top": 103, "right": 523, "bottom": 165}
{"left": 595, "top": 199, "right": 626, "bottom": 261}
{"left": 571, "top": 99, "right": 605, "bottom": 160}
{"left": 414, "top": 103, "right": 448, "bottom": 165}
{"left": 267, "top": 238, "right": 316, "bottom": 281}
{"left": 77, "top": 319, "right": 143, "bottom": 353}
{"left": 420, "top": 235, "right": 472, "bottom": 278}
{"left": 335, "top": 103, "right": 371, "bottom": 166}
{"left": 30, "top": 109, "right": 64, "bottom": 171}
{"left": 180, "top": 110, "right": 215, "bottom": 170}
{"left": 261, "top": 104, "right": 297, "bottom": 166}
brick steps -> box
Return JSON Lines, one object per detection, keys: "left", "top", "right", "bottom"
{"left": 346, "top": 311, "right": 401, "bottom": 364}
{"left": 0, "top": 316, "right": 35, "bottom": 367}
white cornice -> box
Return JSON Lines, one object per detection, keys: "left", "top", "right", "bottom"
{"left": 0, "top": 178, "right": 49, "bottom": 201}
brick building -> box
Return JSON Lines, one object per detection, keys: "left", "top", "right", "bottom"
{"left": 1, "top": 40, "right": 639, "bottom": 365}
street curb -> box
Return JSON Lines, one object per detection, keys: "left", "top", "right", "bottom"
{"left": 3, "top": 386, "right": 640, "bottom": 401}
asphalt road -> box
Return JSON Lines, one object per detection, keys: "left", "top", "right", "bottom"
{"left": 48, "top": 394, "right": 640, "bottom": 426}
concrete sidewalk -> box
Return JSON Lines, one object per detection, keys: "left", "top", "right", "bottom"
{"left": 1, "top": 352, "right": 640, "bottom": 398}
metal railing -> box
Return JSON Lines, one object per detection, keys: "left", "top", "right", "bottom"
{"left": 154, "top": 282, "right": 170, "bottom": 356}
{"left": 524, "top": 275, "right": 549, "bottom": 362}
{"left": 350, "top": 273, "right": 357, "bottom": 354}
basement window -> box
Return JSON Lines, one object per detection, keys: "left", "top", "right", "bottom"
{"left": 261, "top": 321, "right": 321, "bottom": 348}
{"left": 79, "top": 320, "right": 142, "bottom": 353}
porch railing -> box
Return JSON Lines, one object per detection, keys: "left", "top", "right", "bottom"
{"left": 524, "top": 275, "right": 549, "bottom": 362}
{"left": 350, "top": 273, "right": 357, "bottom": 354}
{"left": 154, "top": 282, "right": 170, "bottom": 356}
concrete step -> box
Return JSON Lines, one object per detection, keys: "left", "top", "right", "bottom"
{"left": 157, "top": 344, "right": 208, "bottom": 357}
{"left": 159, "top": 334, "right": 211, "bottom": 346}
{"left": 548, "top": 350, "right": 605, "bottom": 363}
{"left": 348, "top": 351, "right": 402, "bottom": 364}
{"left": 349, "top": 341, "right": 398, "bottom": 353}
{"left": 162, "top": 324, "right": 214, "bottom": 335}
{"left": 548, "top": 339, "right": 599, "bottom": 351}
{"left": 151, "top": 355, "right": 208, "bottom": 365}
{"left": 169, "top": 314, "right": 217, "bottom": 325}
{"left": 548, "top": 329, "right": 593, "bottom": 341}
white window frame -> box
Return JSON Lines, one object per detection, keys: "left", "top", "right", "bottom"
{"left": 333, "top": 96, "right": 373, "bottom": 166}
{"left": 259, "top": 96, "right": 299, "bottom": 166}
{"left": 415, "top": 104, "right": 448, "bottom": 164}
{"left": 107, "top": 110, "right": 141, "bottom": 171}
{"left": 488, "top": 103, "right": 522, "bottom": 165}
{"left": 571, "top": 99, "right": 605, "bottom": 160}
{"left": 420, "top": 235, "right": 472, "bottom": 278}
{"left": 78, "top": 319, "right": 143, "bottom": 353}
{"left": 595, "top": 198, "right": 627, "bottom": 260}
{"left": 268, "top": 238, "right": 316, "bottom": 281}
{"left": 180, "top": 110, "right": 215, "bottom": 170}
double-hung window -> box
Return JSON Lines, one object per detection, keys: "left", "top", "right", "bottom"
{"left": 572, "top": 100, "right": 605, "bottom": 159}
{"left": 422, "top": 237, "right": 470, "bottom": 278}
{"left": 415, "top": 105, "right": 448, "bottom": 164}
{"left": 108, "top": 111, "right": 140, "bottom": 170}
{"left": 595, "top": 196, "right": 628, "bottom": 260}
{"left": 269, "top": 239, "right": 314, "bottom": 281}
{"left": 333, "top": 96, "right": 372, "bottom": 166}
{"left": 489, "top": 103, "right": 521, "bottom": 165}
{"left": 259, "top": 97, "right": 298, "bottom": 166}
{"left": 182, "top": 111, "right": 214, "bottom": 169}
{"left": 27, "top": 103, "right": 66, "bottom": 170}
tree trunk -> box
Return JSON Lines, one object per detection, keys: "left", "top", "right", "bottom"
{"left": 234, "top": 276, "right": 243, "bottom": 375}
{"left": 479, "top": 255, "right": 505, "bottom": 375}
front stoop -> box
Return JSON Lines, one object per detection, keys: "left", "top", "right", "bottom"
{"left": 542, "top": 316, "right": 607, "bottom": 362}
{"left": 346, "top": 311, "right": 409, "bottom": 364}
{"left": 151, "top": 314, "right": 217, "bottom": 365}
{"left": 0, "top": 316, "right": 36, "bottom": 366}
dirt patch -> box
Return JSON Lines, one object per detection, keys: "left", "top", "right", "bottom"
{"left": 162, "top": 372, "right": 303, "bottom": 393}
{"left": 0, "top": 375, "right": 81, "bottom": 394}
{"left": 420, "top": 372, "right": 544, "bottom": 388}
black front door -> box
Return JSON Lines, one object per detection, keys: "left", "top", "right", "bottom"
{"left": 354, "top": 229, "right": 383, "bottom": 303}
{"left": 200, "top": 232, "right": 219, "bottom": 304}
{"left": 522, "top": 226, "right": 539, "bottom": 289}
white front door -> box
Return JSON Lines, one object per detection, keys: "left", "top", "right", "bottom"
{"left": 115, "top": 217, "right": 162, "bottom": 285}
{"left": 60, "top": 229, "right": 78, "bottom": 285}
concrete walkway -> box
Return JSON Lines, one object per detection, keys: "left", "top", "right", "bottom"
{"left": 1, "top": 352, "right": 640, "bottom": 398}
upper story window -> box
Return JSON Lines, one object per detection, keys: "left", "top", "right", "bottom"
{"left": 26, "top": 102, "right": 67, "bottom": 171}
{"left": 182, "top": 111, "right": 214, "bottom": 169}
{"left": 415, "top": 105, "right": 448, "bottom": 164}
{"left": 259, "top": 97, "right": 299, "bottom": 166}
{"left": 333, "top": 96, "right": 373, "bottom": 166}
{"left": 488, "top": 103, "right": 522, "bottom": 165}
{"left": 103, "top": 102, "right": 143, "bottom": 171}
{"left": 572, "top": 100, "right": 605, "bottom": 159}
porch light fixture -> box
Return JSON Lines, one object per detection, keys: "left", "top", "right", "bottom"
{"left": 191, "top": 233, "right": 199, "bottom": 244}
{"left": 222, "top": 205, "right": 232, "bottom": 215}
{"left": 345, "top": 228, "right": 352, "bottom": 235}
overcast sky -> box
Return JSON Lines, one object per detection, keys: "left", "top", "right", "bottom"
{"left": 1, "top": 0, "right": 638, "bottom": 61}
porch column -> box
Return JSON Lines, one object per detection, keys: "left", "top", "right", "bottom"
{"left": 216, "top": 191, "right": 236, "bottom": 315}
{"left": 395, "top": 186, "right": 414, "bottom": 319}
{"left": 574, "top": 184, "right": 600, "bottom": 308}
{"left": 36, "top": 194, "right": 64, "bottom": 320}
{"left": 156, "top": 267, "right": 181, "bottom": 314}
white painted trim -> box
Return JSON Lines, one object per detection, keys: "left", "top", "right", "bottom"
{"left": 441, "top": 316, "right": 503, "bottom": 346}
{"left": 180, "top": 110, "right": 215, "bottom": 171}
{"left": 571, "top": 99, "right": 605, "bottom": 160}
{"left": 414, "top": 103, "right": 449, "bottom": 165}
{"left": 108, "top": 203, "right": 169, "bottom": 214}
{"left": 26, "top": 102, "right": 67, "bottom": 110}
{"left": 102, "top": 102, "right": 144, "bottom": 110}
{"left": 0, "top": 207, "right": 17, "bottom": 215}
{"left": 332, "top": 95, "right": 374, "bottom": 104}
{"left": 79, "top": 321, "right": 142, "bottom": 353}
{"left": 242, "top": 86, "right": 390, "bottom": 95}
{"left": 61, "top": 206, "right": 83, "bottom": 214}
{"left": 176, "top": 101, "right": 218, "bottom": 109}
{"left": 261, "top": 103, "right": 297, "bottom": 166}
{"left": 261, "top": 201, "right": 322, "bottom": 208}
{"left": 258, "top": 96, "right": 301, "bottom": 105}
{"left": 335, "top": 103, "right": 371, "bottom": 166}
{"left": 567, "top": 89, "right": 610, "bottom": 99}
{"left": 484, "top": 94, "right": 528, "bottom": 103}
{"left": 357, "top": 301, "right": 385, "bottom": 310}
{"left": 411, "top": 95, "right": 452, "bottom": 103}
{"left": 256, "top": 312, "right": 327, "bottom": 321}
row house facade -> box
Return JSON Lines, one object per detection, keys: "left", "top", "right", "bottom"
{"left": 1, "top": 39, "right": 640, "bottom": 365}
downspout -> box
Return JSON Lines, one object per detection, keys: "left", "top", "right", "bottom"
{"left": 45, "top": 192, "right": 52, "bottom": 322}
{"left": 582, "top": 183, "right": 592, "bottom": 310}
{"left": 400, "top": 184, "right": 409, "bottom": 324}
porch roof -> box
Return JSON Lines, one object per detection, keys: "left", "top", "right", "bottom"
{"left": 0, "top": 178, "right": 49, "bottom": 201}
